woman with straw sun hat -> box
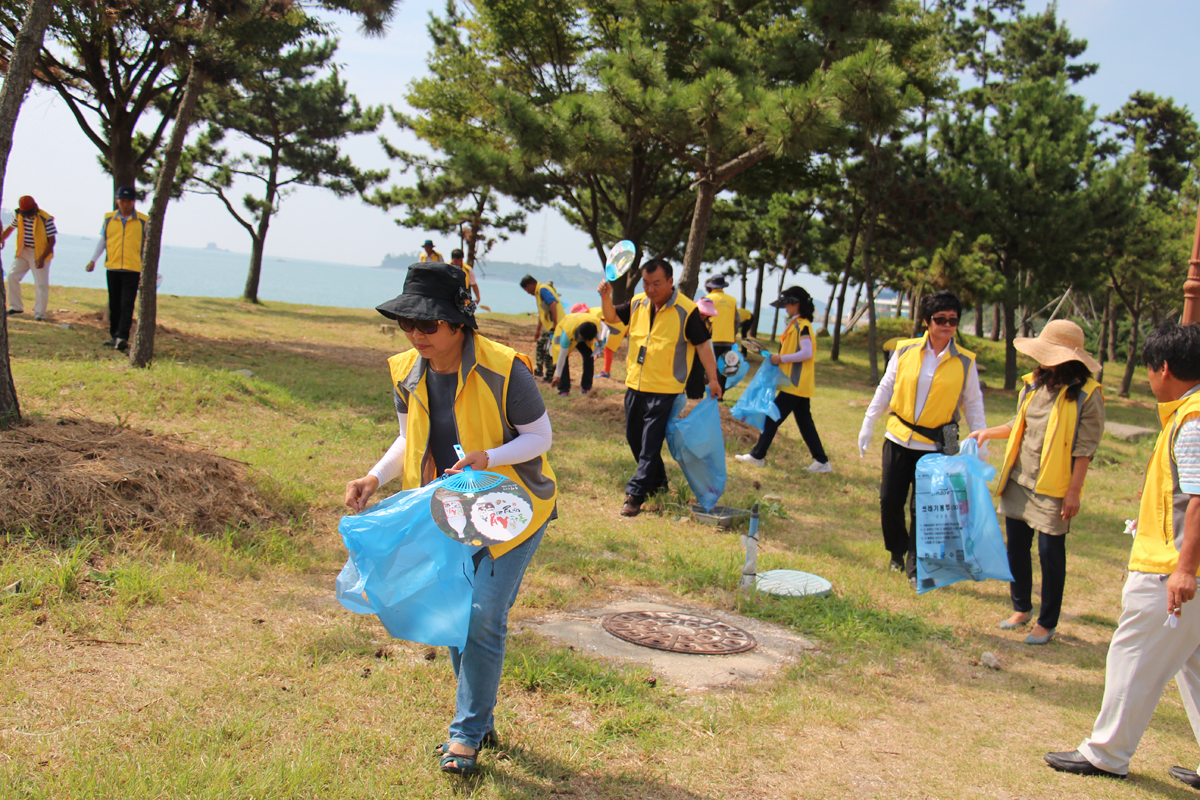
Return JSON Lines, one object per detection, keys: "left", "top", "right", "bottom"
{"left": 968, "top": 320, "right": 1106, "bottom": 646}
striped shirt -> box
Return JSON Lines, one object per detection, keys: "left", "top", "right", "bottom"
{"left": 20, "top": 213, "right": 56, "bottom": 247}
{"left": 1177, "top": 386, "right": 1200, "bottom": 495}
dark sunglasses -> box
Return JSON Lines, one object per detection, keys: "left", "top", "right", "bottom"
{"left": 930, "top": 315, "right": 959, "bottom": 327}
{"left": 396, "top": 317, "right": 441, "bottom": 335}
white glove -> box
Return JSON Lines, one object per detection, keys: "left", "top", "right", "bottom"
{"left": 858, "top": 423, "right": 872, "bottom": 457}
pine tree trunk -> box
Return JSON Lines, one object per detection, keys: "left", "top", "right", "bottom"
{"left": 679, "top": 178, "right": 718, "bottom": 300}
{"left": 910, "top": 289, "right": 925, "bottom": 337}
{"left": 770, "top": 262, "right": 787, "bottom": 341}
{"left": 130, "top": 11, "right": 214, "bottom": 368}
{"left": 1119, "top": 290, "right": 1143, "bottom": 398}
{"left": 244, "top": 236, "right": 265, "bottom": 303}
{"left": 862, "top": 211, "right": 880, "bottom": 384}
{"left": 823, "top": 281, "right": 837, "bottom": 332}
{"left": 751, "top": 257, "right": 766, "bottom": 341}
{"left": 849, "top": 282, "right": 863, "bottom": 324}
{"left": 830, "top": 268, "right": 852, "bottom": 361}
{"left": 0, "top": 0, "right": 55, "bottom": 426}
{"left": 1107, "top": 294, "right": 1118, "bottom": 364}
{"left": 1097, "top": 288, "right": 1111, "bottom": 384}
{"left": 974, "top": 300, "right": 984, "bottom": 338}
{"left": 1003, "top": 298, "right": 1018, "bottom": 390}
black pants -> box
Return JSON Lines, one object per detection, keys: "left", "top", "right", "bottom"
{"left": 623, "top": 389, "right": 677, "bottom": 501}
{"left": 107, "top": 270, "right": 140, "bottom": 340}
{"left": 559, "top": 342, "right": 593, "bottom": 393}
{"left": 685, "top": 343, "right": 730, "bottom": 400}
{"left": 750, "top": 392, "right": 827, "bottom": 463}
{"left": 880, "top": 439, "right": 929, "bottom": 578}
{"left": 1006, "top": 517, "right": 1067, "bottom": 630}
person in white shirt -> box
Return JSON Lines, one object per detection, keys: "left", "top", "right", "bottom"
{"left": 858, "top": 291, "right": 987, "bottom": 589}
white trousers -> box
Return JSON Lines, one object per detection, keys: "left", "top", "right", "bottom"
{"left": 7, "top": 251, "right": 49, "bottom": 316}
{"left": 1078, "top": 571, "right": 1200, "bottom": 774}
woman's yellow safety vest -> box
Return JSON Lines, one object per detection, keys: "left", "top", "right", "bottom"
{"left": 103, "top": 211, "right": 149, "bottom": 272}
{"left": 388, "top": 333, "right": 558, "bottom": 558}
{"left": 995, "top": 373, "right": 1102, "bottom": 498}
{"left": 1128, "top": 391, "right": 1200, "bottom": 575}
{"left": 706, "top": 289, "right": 739, "bottom": 343}
{"left": 777, "top": 316, "right": 816, "bottom": 398}
{"left": 589, "top": 305, "right": 627, "bottom": 353}
{"left": 884, "top": 333, "right": 976, "bottom": 446}
{"left": 550, "top": 312, "right": 600, "bottom": 361}
{"left": 534, "top": 282, "right": 564, "bottom": 331}
{"left": 624, "top": 287, "right": 697, "bottom": 394}
{"left": 15, "top": 210, "right": 55, "bottom": 263}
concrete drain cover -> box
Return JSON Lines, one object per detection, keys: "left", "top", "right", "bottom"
{"left": 601, "top": 611, "right": 757, "bottom": 655}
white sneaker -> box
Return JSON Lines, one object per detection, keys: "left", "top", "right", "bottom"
{"left": 735, "top": 453, "right": 765, "bottom": 467}
{"left": 807, "top": 461, "right": 833, "bottom": 474}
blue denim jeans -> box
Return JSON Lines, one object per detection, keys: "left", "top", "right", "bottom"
{"left": 447, "top": 521, "right": 547, "bottom": 749}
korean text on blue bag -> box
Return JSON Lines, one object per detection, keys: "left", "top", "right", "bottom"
{"left": 730, "top": 360, "right": 782, "bottom": 432}
{"left": 666, "top": 396, "right": 727, "bottom": 511}
{"left": 336, "top": 481, "right": 479, "bottom": 649}
{"left": 914, "top": 438, "right": 1013, "bottom": 594}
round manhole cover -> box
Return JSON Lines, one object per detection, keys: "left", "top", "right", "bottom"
{"left": 756, "top": 569, "right": 832, "bottom": 598}
{"left": 601, "top": 611, "right": 756, "bottom": 655}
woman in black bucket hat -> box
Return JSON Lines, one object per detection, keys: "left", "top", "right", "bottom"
{"left": 344, "top": 262, "right": 558, "bottom": 774}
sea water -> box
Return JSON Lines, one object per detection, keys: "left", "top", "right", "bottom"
{"left": 35, "top": 234, "right": 605, "bottom": 317}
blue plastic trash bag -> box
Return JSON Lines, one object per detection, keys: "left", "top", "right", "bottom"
{"left": 730, "top": 360, "right": 782, "bottom": 432}
{"left": 666, "top": 396, "right": 727, "bottom": 511}
{"left": 914, "top": 438, "right": 1012, "bottom": 594}
{"left": 336, "top": 482, "right": 480, "bottom": 649}
{"left": 721, "top": 343, "right": 750, "bottom": 391}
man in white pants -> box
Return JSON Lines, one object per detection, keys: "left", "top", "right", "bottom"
{"left": 2, "top": 195, "right": 56, "bottom": 321}
{"left": 1045, "top": 323, "right": 1200, "bottom": 787}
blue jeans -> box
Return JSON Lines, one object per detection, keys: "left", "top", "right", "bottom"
{"left": 447, "top": 521, "right": 547, "bottom": 749}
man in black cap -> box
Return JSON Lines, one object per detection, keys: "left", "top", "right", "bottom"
{"left": 86, "top": 186, "right": 149, "bottom": 351}
{"left": 419, "top": 239, "right": 444, "bottom": 263}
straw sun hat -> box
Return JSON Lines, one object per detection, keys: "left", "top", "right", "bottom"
{"left": 1013, "top": 320, "right": 1100, "bottom": 373}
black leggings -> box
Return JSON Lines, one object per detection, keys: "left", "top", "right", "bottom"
{"left": 1006, "top": 517, "right": 1067, "bottom": 630}
{"left": 749, "top": 392, "right": 827, "bottom": 463}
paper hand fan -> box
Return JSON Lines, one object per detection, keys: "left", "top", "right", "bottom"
{"left": 604, "top": 240, "right": 637, "bottom": 282}
{"left": 431, "top": 469, "right": 534, "bottom": 547}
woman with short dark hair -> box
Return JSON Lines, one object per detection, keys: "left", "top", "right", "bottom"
{"left": 345, "top": 262, "right": 557, "bottom": 774}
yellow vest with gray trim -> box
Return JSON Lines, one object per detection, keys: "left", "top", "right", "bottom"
{"left": 996, "top": 373, "right": 1102, "bottom": 499}
{"left": 534, "top": 282, "right": 564, "bottom": 331}
{"left": 388, "top": 332, "right": 557, "bottom": 559}
{"left": 625, "top": 287, "right": 696, "bottom": 394}
{"left": 1129, "top": 391, "right": 1200, "bottom": 575}
{"left": 706, "top": 289, "right": 739, "bottom": 343}
{"left": 884, "top": 333, "right": 976, "bottom": 446}
{"left": 550, "top": 311, "right": 600, "bottom": 361}
{"left": 778, "top": 316, "right": 816, "bottom": 398}
{"left": 589, "top": 305, "right": 627, "bottom": 353}
{"left": 103, "top": 211, "right": 149, "bottom": 272}
{"left": 15, "top": 209, "right": 55, "bottom": 263}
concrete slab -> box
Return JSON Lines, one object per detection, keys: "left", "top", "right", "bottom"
{"left": 520, "top": 593, "right": 820, "bottom": 692}
{"left": 1106, "top": 422, "right": 1157, "bottom": 442}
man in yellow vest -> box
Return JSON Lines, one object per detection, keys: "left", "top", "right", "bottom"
{"left": 858, "top": 291, "right": 986, "bottom": 589}
{"left": 86, "top": 186, "right": 148, "bottom": 352}
{"left": 1045, "top": 324, "right": 1200, "bottom": 784}
{"left": 520, "top": 274, "right": 563, "bottom": 381}
{"left": 2, "top": 195, "right": 56, "bottom": 321}
{"left": 419, "top": 239, "right": 444, "bottom": 262}
{"left": 548, "top": 312, "right": 599, "bottom": 396}
{"left": 599, "top": 259, "right": 722, "bottom": 517}
{"left": 449, "top": 248, "right": 480, "bottom": 304}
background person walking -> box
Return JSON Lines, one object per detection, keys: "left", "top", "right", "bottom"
{"left": 735, "top": 286, "right": 830, "bottom": 473}
{"left": 86, "top": 186, "right": 148, "bottom": 352}
{"left": 3, "top": 195, "right": 55, "bottom": 321}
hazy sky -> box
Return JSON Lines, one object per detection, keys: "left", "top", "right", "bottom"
{"left": 5, "top": 0, "right": 1198, "bottom": 274}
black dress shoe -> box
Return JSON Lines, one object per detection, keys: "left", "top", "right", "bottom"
{"left": 1170, "top": 766, "right": 1200, "bottom": 789}
{"left": 1044, "top": 750, "right": 1126, "bottom": 779}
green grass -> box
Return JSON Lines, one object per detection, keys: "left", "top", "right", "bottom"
{"left": 0, "top": 284, "right": 1180, "bottom": 799}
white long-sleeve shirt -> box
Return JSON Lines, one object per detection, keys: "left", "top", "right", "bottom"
{"left": 861, "top": 338, "right": 986, "bottom": 453}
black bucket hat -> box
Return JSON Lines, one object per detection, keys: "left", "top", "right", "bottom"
{"left": 705, "top": 275, "right": 729, "bottom": 290}
{"left": 770, "top": 285, "right": 811, "bottom": 309}
{"left": 376, "top": 262, "right": 478, "bottom": 329}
